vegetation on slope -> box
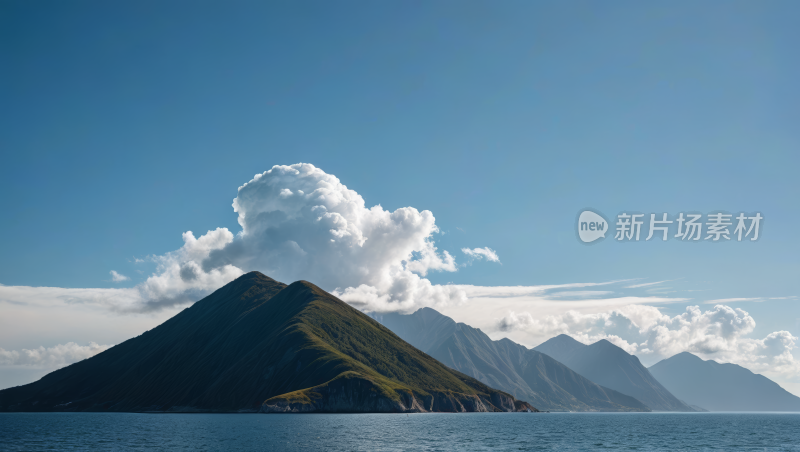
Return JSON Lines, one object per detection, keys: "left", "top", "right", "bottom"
{"left": 0, "top": 272, "right": 534, "bottom": 413}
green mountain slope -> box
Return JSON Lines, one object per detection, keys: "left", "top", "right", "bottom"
{"left": 534, "top": 335, "right": 694, "bottom": 411}
{"left": 649, "top": 352, "right": 800, "bottom": 411}
{"left": 0, "top": 272, "right": 535, "bottom": 413}
{"left": 377, "top": 308, "right": 649, "bottom": 412}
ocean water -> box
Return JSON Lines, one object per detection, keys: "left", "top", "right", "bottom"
{"left": 1, "top": 412, "right": 799, "bottom": 451}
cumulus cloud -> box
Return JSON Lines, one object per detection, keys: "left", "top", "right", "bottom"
{"left": 3, "top": 162, "right": 796, "bottom": 392}
{"left": 0, "top": 230, "right": 243, "bottom": 313}
{"left": 462, "top": 247, "right": 500, "bottom": 263}
{"left": 0, "top": 164, "right": 501, "bottom": 314}
{"left": 0, "top": 342, "right": 112, "bottom": 368}
{"left": 135, "top": 228, "right": 244, "bottom": 309}
{"left": 194, "top": 163, "right": 472, "bottom": 313}
{"left": 109, "top": 271, "right": 129, "bottom": 282}
{"left": 495, "top": 304, "right": 800, "bottom": 384}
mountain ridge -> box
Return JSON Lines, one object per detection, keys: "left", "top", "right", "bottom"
{"left": 0, "top": 273, "right": 535, "bottom": 414}
{"left": 534, "top": 335, "right": 694, "bottom": 412}
{"left": 377, "top": 308, "right": 650, "bottom": 412}
{"left": 649, "top": 352, "right": 800, "bottom": 411}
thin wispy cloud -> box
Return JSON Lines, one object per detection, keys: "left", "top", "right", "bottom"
{"left": 545, "top": 290, "right": 614, "bottom": 299}
{"left": 702, "top": 296, "right": 798, "bottom": 305}
{"left": 624, "top": 280, "right": 671, "bottom": 289}
{"left": 702, "top": 297, "right": 763, "bottom": 304}
{"left": 646, "top": 288, "right": 675, "bottom": 294}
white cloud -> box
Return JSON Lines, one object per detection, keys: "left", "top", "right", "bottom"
{"left": 0, "top": 342, "right": 112, "bottom": 368}
{"left": 546, "top": 290, "right": 614, "bottom": 298}
{"left": 462, "top": 247, "right": 500, "bottom": 263}
{"left": 0, "top": 228, "right": 243, "bottom": 313}
{"left": 405, "top": 241, "right": 457, "bottom": 276}
{"left": 2, "top": 163, "right": 796, "bottom": 392}
{"left": 624, "top": 280, "right": 670, "bottom": 289}
{"left": 494, "top": 304, "right": 800, "bottom": 387}
{"left": 702, "top": 297, "right": 762, "bottom": 304}
{"left": 194, "top": 163, "right": 478, "bottom": 313}
{"left": 0, "top": 164, "right": 501, "bottom": 315}
{"left": 109, "top": 270, "right": 129, "bottom": 282}
{"left": 431, "top": 283, "right": 690, "bottom": 358}
{"left": 135, "top": 228, "right": 244, "bottom": 310}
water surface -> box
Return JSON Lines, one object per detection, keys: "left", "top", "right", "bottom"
{"left": 1, "top": 412, "right": 799, "bottom": 451}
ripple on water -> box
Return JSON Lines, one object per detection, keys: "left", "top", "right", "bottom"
{"left": 1, "top": 412, "right": 800, "bottom": 451}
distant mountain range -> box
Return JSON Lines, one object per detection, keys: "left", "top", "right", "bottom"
{"left": 534, "top": 335, "right": 695, "bottom": 411}
{"left": 5, "top": 272, "right": 795, "bottom": 414}
{"left": 377, "top": 308, "right": 649, "bottom": 412}
{"left": 649, "top": 352, "right": 800, "bottom": 412}
{"left": 0, "top": 272, "right": 534, "bottom": 413}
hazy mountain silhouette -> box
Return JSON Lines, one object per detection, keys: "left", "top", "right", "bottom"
{"left": 649, "top": 352, "right": 800, "bottom": 411}
{"left": 534, "top": 334, "right": 694, "bottom": 411}
{"left": 0, "top": 272, "right": 534, "bottom": 413}
{"left": 377, "top": 308, "right": 649, "bottom": 412}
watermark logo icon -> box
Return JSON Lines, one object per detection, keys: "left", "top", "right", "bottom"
{"left": 578, "top": 210, "right": 607, "bottom": 243}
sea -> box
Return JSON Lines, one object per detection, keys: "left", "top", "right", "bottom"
{"left": 1, "top": 412, "right": 799, "bottom": 451}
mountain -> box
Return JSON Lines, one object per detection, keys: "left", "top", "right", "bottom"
{"left": 534, "top": 333, "right": 586, "bottom": 359}
{"left": 0, "top": 272, "right": 535, "bottom": 414}
{"left": 377, "top": 308, "right": 649, "bottom": 412}
{"left": 649, "top": 352, "right": 800, "bottom": 411}
{"left": 534, "top": 335, "right": 694, "bottom": 411}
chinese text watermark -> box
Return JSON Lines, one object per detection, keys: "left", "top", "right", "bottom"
{"left": 577, "top": 210, "right": 762, "bottom": 244}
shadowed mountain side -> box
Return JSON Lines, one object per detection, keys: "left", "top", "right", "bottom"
{"left": 0, "top": 272, "right": 535, "bottom": 414}
{"left": 534, "top": 335, "right": 694, "bottom": 412}
{"left": 377, "top": 308, "right": 649, "bottom": 412}
{"left": 533, "top": 333, "right": 586, "bottom": 360}
{"left": 649, "top": 352, "right": 800, "bottom": 411}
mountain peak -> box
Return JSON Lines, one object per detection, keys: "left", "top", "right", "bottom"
{"left": 537, "top": 335, "right": 694, "bottom": 411}
{"left": 671, "top": 351, "right": 704, "bottom": 362}
{"left": 379, "top": 311, "right": 650, "bottom": 412}
{"left": 0, "top": 275, "right": 534, "bottom": 413}
{"left": 552, "top": 334, "right": 585, "bottom": 346}
{"left": 224, "top": 271, "right": 282, "bottom": 289}
{"left": 414, "top": 307, "right": 448, "bottom": 319}
{"left": 533, "top": 334, "right": 587, "bottom": 361}
{"left": 287, "top": 279, "right": 318, "bottom": 290}
{"left": 649, "top": 351, "right": 800, "bottom": 411}
{"left": 238, "top": 270, "right": 274, "bottom": 280}
{"left": 592, "top": 339, "right": 617, "bottom": 348}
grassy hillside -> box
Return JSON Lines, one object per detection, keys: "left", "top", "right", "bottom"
{"left": 0, "top": 272, "right": 534, "bottom": 413}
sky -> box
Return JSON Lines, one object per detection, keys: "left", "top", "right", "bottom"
{"left": 1, "top": 1, "right": 799, "bottom": 394}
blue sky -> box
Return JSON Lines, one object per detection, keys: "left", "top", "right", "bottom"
{"left": 1, "top": 1, "right": 799, "bottom": 391}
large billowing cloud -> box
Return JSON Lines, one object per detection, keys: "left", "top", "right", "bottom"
{"left": 1, "top": 163, "right": 796, "bottom": 393}
{"left": 196, "top": 163, "right": 467, "bottom": 313}
{"left": 0, "top": 164, "right": 480, "bottom": 314}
